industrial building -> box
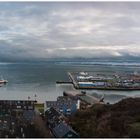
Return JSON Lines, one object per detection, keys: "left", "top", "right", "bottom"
{"left": 78, "top": 81, "right": 105, "bottom": 87}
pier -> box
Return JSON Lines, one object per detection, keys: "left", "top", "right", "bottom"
{"left": 67, "top": 72, "right": 79, "bottom": 89}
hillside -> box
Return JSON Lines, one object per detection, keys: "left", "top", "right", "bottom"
{"left": 70, "top": 98, "right": 140, "bottom": 138}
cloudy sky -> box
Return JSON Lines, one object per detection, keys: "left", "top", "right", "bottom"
{"left": 0, "top": 2, "right": 140, "bottom": 61}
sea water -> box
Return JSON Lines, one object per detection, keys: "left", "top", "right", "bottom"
{"left": 0, "top": 61, "right": 140, "bottom": 103}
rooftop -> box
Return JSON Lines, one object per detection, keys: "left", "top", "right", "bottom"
{"left": 63, "top": 90, "right": 83, "bottom": 97}
{"left": 79, "top": 95, "right": 99, "bottom": 105}
{"left": 53, "top": 122, "right": 79, "bottom": 138}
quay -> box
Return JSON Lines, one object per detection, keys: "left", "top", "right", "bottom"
{"left": 67, "top": 72, "right": 140, "bottom": 91}
{"left": 76, "top": 86, "right": 140, "bottom": 91}
{"left": 67, "top": 72, "right": 79, "bottom": 89}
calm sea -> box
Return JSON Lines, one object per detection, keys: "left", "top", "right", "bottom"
{"left": 0, "top": 61, "right": 140, "bottom": 103}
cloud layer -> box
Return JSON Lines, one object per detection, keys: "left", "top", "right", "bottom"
{"left": 0, "top": 2, "right": 140, "bottom": 61}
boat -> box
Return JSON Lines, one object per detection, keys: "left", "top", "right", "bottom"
{"left": 0, "top": 75, "right": 8, "bottom": 84}
{"left": 0, "top": 79, "right": 8, "bottom": 84}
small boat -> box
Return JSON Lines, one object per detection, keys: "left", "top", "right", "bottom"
{"left": 0, "top": 76, "right": 8, "bottom": 84}
{"left": 0, "top": 79, "right": 8, "bottom": 84}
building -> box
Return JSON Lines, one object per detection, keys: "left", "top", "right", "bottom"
{"left": 45, "top": 107, "right": 79, "bottom": 138}
{"left": 63, "top": 90, "right": 82, "bottom": 100}
{"left": 78, "top": 81, "right": 105, "bottom": 87}
{"left": 0, "top": 100, "right": 37, "bottom": 137}
{"left": 0, "top": 100, "right": 36, "bottom": 119}
{"left": 23, "top": 110, "right": 35, "bottom": 123}
{"left": 63, "top": 90, "right": 104, "bottom": 110}
{"left": 45, "top": 96, "right": 79, "bottom": 116}
{"left": 52, "top": 122, "right": 79, "bottom": 138}
{"left": 0, "top": 100, "right": 36, "bottom": 112}
{"left": 45, "top": 107, "right": 66, "bottom": 128}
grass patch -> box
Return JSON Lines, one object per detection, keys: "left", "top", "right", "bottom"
{"left": 35, "top": 103, "right": 44, "bottom": 113}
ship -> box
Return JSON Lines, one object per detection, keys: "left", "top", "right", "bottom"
{"left": 0, "top": 76, "right": 8, "bottom": 84}
{"left": 0, "top": 79, "right": 8, "bottom": 84}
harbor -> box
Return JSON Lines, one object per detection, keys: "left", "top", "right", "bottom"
{"left": 56, "top": 71, "right": 140, "bottom": 91}
{"left": 0, "top": 65, "right": 140, "bottom": 137}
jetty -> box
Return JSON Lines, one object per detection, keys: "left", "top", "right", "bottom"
{"left": 67, "top": 72, "right": 79, "bottom": 88}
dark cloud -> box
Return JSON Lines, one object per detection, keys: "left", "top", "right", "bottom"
{"left": 0, "top": 2, "right": 140, "bottom": 61}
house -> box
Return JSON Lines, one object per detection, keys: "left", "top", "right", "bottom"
{"left": 52, "top": 122, "right": 79, "bottom": 138}
{"left": 45, "top": 107, "right": 65, "bottom": 128}
{"left": 45, "top": 107, "right": 79, "bottom": 138}
{"left": 45, "top": 96, "right": 78, "bottom": 116}
{"left": 23, "top": 110, "right": 35, "bottom": 123}
{"left": 0, "top": 100, "right": 36, "bottom": 111}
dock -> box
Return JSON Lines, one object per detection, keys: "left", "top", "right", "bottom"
{"left": 67, "top": 72, "right": 79, "bottom": 88}
{"left": 67, "top": 72, "right": 140, "bottom": 91}
{"left": 76, "top": 86, "right": 140, "bottom": 91}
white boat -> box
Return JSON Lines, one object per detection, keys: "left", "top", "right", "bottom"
{"left": 0, "top": 76, "right": 8, "bottom": 84}
{"left": 0, "top": 79, "right": 8, "bottom": 84}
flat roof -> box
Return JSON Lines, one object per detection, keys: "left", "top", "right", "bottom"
{"left": 63, "top": 90, "right": 82, "bottom": 96}
{"left": 79, "top": 95, "right": 99, "bottom": 105}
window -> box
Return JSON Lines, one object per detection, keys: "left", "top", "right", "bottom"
{"left": 28, "top": 106, "right": 33, "bottom": 109}
{"left": 17, "top": 106, "right": 21, "bottom": 109}
{"left": 60, "top": 109, "right": 63, "bottom": 113}
{"left": 67, "top": 134, "right": 73, "bottom": 137}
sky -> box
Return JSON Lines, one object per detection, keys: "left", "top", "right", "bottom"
{"left": 0, "top": 2, "right": 140, "bottom": 61}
